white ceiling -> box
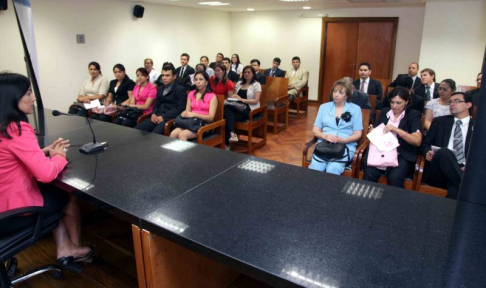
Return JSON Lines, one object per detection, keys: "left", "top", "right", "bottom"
{"left": 115, "top": 0, "right": 477, "bottom": 12}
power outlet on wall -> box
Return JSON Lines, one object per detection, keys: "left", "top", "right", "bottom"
{"left": 76, "top": 34, "right": 85, "bottom": 44}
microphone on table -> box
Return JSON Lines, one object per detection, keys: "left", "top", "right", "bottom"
{"left": 52, "top": 110, "right": 108, "bottom": 155}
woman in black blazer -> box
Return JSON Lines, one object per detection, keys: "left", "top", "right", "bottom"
{"left": 363, "top": 87, "right": 423, "bottom": 188}
{"left": 91, "top": 64, "right": 135, "bottom": 122}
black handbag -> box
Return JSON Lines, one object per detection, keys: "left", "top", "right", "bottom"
{"left": 117, "top": 106, "right": 143, "bottom": 120}
{"left": 313, "top": 141, "right": 350, "bottom": 163}
{"left": 174, "top": 115, "right": 207, "bottom": 133}
{"left": 224, "top": 100, "right": 249, "bottom": 113}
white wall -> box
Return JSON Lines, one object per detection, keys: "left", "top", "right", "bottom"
{"left": 230, "top": 6, "right": 426, "bottom": 100}
{"left": 420, "top": 1, "right": 486, "bottom": 86}
{"left": 0, "top": 0, "right": 231, "bottom": 111}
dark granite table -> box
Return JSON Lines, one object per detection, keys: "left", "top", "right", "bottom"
{"left": 34, "top": 109, "right": 486, "bottom": 288}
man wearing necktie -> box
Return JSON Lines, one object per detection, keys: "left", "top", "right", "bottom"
{"left": 264, "top": 57, "right": 285, "bottom": 78}
{"left": 420, "top": 92, "right": 474, "bottom": 199}
{"left": 285, "top": 56, "right": 309, "bottom": 102}
{"left": 415, "top": 68, "right": 439, "bottom": 102}
{"left": 175, "top": 53, "right": 195, "bottom": 82}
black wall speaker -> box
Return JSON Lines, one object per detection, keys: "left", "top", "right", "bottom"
{"left": 133, "top": 5, "right": 144, "bottom": 18}
{"left": 0, "top": 0, "right": 8, "bottom": 11}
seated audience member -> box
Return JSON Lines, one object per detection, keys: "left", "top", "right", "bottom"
{"left": 423, "top": 79, "right": 456, "bottom": 131}
{"left": 231, "top": 54, "right": 243, "bottom": 74}
{"left": 390, "top": 62, "right": 421, "bottom": 90}
{"left": 226, "top": 65, "right": 262, "bottom": 146}
{"left": 91, "top": 64, "right": 135, "bottom": 122}
{"left": 415, "top": 68, "right": 439, "bottom": 102}
{"left": 264, "top": 57, "right": 285, "bottom": 78}
{"left": 210, "top": 63, "right": 235, "bottom": 98}
{"left": 466, "top": 72, "right": 482, "bottom": 106}
{"left": 0, "top": 72, "right": 94, "bottom": 269}
{"left": 363, "top": 87, "right": 423, "bottom": 188}
{"left": 188, "top": 63, "right": 206, "bottom": 90}
{"left": 200, "top": 56, "right": 215, "bottom": 77}
{"left": 309, "top": 79, "right": 363, "bottom": 175}
{"left": 382, "top": 74, "right": 424, "bottom": 113}
{"left": 135, "top": 65, "right": 187, "bottom": 134}
{"left": 209, "top": 53, "right": 224, "bottom": 70}
{"left": 222, "top": 57, "right": 239, "bottom": 83}
{"left": 420, "top": 92, "right": 473, "bottom": 199}
{"left": 69, "top": 61, "right": 109, "bottom": 117}
{"left": 250, "top": 59, "right": 266, "bottom": 84}
{"left": 144, "top": 58, "right": 161, "bottom": 85}
{"left": 352, "top": 62, "right": 383, "bottom": 110}
{"left": 154, "top": 62, "right": 181, "bottom": 89}
{"left": 170, "top": 71, "right": 217, "bottom": 141}
{"left": 114, "top": 68, "right": 156, "bottom": 127}
{"left": 175, "top": 53, "right": 195, "bottom": 87}
{"left": 333, "top": 77, "right": 372, "bottom": 123}
{"left": 285, "top": 56, "right": 309, "bottom": 102}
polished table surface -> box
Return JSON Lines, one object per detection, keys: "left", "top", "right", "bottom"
{"left": 32, "top": 109, "right": 486, "bottom": 287}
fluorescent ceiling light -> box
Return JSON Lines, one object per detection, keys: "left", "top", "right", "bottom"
{"left": 303, "top": 6, "right": 311, "bottom": 9}
{"left": 199, "top": 1, "right": 230, "bottom": 6}
{"left": 280, "top": 0, "right": 309, "bottom": 2}
{"left": 247, "top": 8, "right": 255, "bottom": 11}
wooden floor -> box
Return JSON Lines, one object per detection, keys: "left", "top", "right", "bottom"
{"left": 10, "top": 103, "right": 319, "bottom": 287}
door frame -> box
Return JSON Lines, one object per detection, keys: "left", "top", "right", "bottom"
{"left": 317, "top": 17, "right": 399, "bottom": 103}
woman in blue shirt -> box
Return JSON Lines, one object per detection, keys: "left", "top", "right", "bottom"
{"left": 309, "top": 79, "right": 363, "bottom": 175}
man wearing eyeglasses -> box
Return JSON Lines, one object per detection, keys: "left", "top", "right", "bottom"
{"left": 420, "top": 92, "right": 474, "bottom": 199}
{"left": 466, "top": 72, "right": 482, "bottom": 106}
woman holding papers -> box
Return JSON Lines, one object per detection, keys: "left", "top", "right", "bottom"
{"left": 225, "top": 66, "right": 262, "bottom": 145}
{"left": 363, "top": 87, "right": 423, "bottom": 188}
{"left": 309, "top": 79, "right": 363, "bottom": 175}
{"left": 69, "top": 61, "right": 109, "bottom": 117}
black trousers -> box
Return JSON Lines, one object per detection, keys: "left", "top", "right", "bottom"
{"left": 424, "top": 148, "right": 463, "bottom": 199}
{"left": 135, "top": 118, "right": 167, "bottom": 135}
{"left": 90, "top": 113, "right": 112, "bottom": 123}
{"left": 363, "top": 155, "right": 415, "bottom": 188}
{"left": 224, "top": 106, "right": 250, "bottom": 145}
{"left": 114, "top": 117, "right": 137, "bottom": 128}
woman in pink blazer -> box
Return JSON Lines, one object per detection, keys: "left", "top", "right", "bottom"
{"left": 0, "top": 73, "right": 95, "bottom": 270}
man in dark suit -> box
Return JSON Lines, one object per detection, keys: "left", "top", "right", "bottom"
{"left": 175, "top": 53, "right": 195, "bottom": 87}
{"left": 389, "top": 62, "right": 421, "bottom": 90}
{"left": 466, "top": 72, "right": 482, "bottom": 106}
{"left": 135, "top": 65, "right": 187, "bottom": 135}
{"left": 209, "top": 52, "right": 224, "bottom": 70}
{"left": 352, "top": 62, "right": 383, "bottom": 110}
{"left": 264, "top": 57, "right": 285, "bottom": 78}
{"left": 415, "top": 68, "right": 439, "bottom": 102}
{"left": 420, "top": 92, "right": 474, "bottom": 199}
{"left": 382, "top": 75, "right": 424, "bottom": 113}
{"left": 222, "top": 57, "right": 239, "bottom": 83}
{"left": 250, "top": 59, "right": 266, "bottom": 84}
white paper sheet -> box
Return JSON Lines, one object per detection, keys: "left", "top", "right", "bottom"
{"left": 83, "top": 99, "right": 101, "bottom": 109}
{"left": 367, "top": 123, "right": 400, "bottom": 152}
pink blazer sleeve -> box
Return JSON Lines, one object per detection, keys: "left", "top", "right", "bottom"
{"left": 9, "top": 122, "right": 68, "bottom": 183}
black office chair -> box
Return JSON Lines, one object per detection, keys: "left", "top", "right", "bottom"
{"left": 0, "top": 207, "right": 64, "bottom": 287}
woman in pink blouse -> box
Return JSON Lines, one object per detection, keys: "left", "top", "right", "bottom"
{"left": 0, "top": 73, "right": 94, "bottom": 269}
{"left": 114, "top": 68, "right": 156, "bottom": 127}
{"left": 170, "top": 71, "right": 218, "bottom": 141}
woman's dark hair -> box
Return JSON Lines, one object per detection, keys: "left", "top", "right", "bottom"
{"left": 388, "top": 87, "right": 412, "bottom": 108}
{"left": 88, "top": 61, "right": 102, "bottom": 76}
{"left": 0, "top": 73, "right": 31, "bottom": 140}
{"left": 441, "top": 78, "right": 456, "bottom": 92}
{"left": 232, "top": 54, "right": 241, "bottom": 67}
{"left": 212, "top": 63, "right": 228, "bottom": 86}
{"left": 194, "top": 71, "right": 212, "bottom": 102}
{"left": 136, "top": 67, "right": 149, "bottom": 78}
{"left": 113, "top": 63, "right": 126, "bottom": 72}
{"left": 238, "top": 65, "right": 257, "bottom": 86}
{"left": 195, "top": 63, "right": 206, "bottom": 72}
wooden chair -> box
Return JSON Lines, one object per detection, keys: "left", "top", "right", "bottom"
{"left": 289, "top": 85, "right": 309, "bottom": 119}
{"left": 232, "top": 94, "right": 268, "bottom": 154}
{"left": 164, "top": 94, "right": 226, "bottom": 149}
{"left": 457, "top": 85, "right": 477, "bottom": 93}
{"left": 265, "top": 77, "right": 289, "bottom": 134}
{"left": 137, "top": 114, "right": 149, "bottom": 125}
{"left": 377, "top": 78, "right": 390, "bottom": 91}
{"left": 415, "top": 155, "right": 447, "bottom": 197}
{"left": 302, "top": 109, "right": 370, "bottom": 179}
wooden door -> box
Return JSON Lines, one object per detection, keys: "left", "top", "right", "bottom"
{"left": 318, "top": 18, "right": 398, "bottom": 103}
{"left": 322, "top": 22, "right": 359, "bottom": 103}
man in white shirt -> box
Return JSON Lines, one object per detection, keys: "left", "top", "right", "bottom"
{"left": 420, "top": 92, "right": 474, "bottom": 199}
{"left": 390, "top": 62, "right": 421, "bottom": 89}
{"left": 415, "top": 68, "right": 439, "bottom": 102}
{"left": 352, "top": 62, "right": 383, "bottom": 109}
